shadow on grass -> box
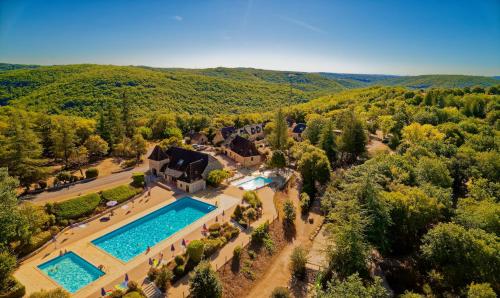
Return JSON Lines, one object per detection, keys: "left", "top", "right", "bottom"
{"left": 283, "top": 221, "right": 296, "bottom": 242}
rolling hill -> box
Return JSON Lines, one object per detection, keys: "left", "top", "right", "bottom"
{"left": 0, "top": 63, "right": 498, "bottom": 118}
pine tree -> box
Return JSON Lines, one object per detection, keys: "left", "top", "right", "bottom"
{"left": 269, "top": 108, "right": 288, "bottom": 151}
{"left": 319, "top": 121, "right": 338, "bottom": 165}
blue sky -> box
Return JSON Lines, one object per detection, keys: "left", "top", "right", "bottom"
{"left": 1, "top": 0, "right": 499, "bottom": 75}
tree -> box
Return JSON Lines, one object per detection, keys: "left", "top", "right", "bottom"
{"left": 189, "top": 261, "right": 222, "bottom": 298}
{"left": 0, "top": 250, "right": 16, "bottom": 290}
{"left": 130, "top": 133, "right": 147, "bottom": 162}
{"left": 318, "top": 121, "right": 338, "bottom": 165}
{"left": 304, "top": 114, "right": 325, "bottom": 145}
{"left": 416, "top": 157, "right": 452, "bottom": 188}
{"left": 52, "top": 118, "right": 77, "bottom": 168}
{"left": 271, "top": 287, "right": 291, "bottom": 298}
{"left": 68, "top": 146, "right": 88, "bottom": 176}
{"left": 268, "top": 150, "right": 287, "bottom": 173}
{"left": 339, "top": 111, "right": 367, "bottom": 163}
{"left": 155, "top": 266, "right": 173, "bottom": 293}
{"left": 121, "top": 94, "right": 135, "bottom": 138}
{"left": 420, "top": 223, "right": 500, "bottom": 291}
{"left": 317, "top": 274, "right": 389, "bottom": 298}
{"left": 206, "top": 170, "right": 230, "bottom": 187}
{"left": 298, "top": 148, "right": 331, "bottom": 197}
{"left": 378, "top": 115, "right": 396, "bottom": 138}
{"left": 0, "top": 168, "right": 28, "bottom": 246}
{"left": 28, "top": 288, "right": 70, "bottom": 298}
{"left": 187, "top": 240, "right": 204, "bottom": 264}
{"left": 1, "top": 113, "right": 48, "bottom": 188}
{"left": 454, "top": 198, "right": 499, "bottom": 235}
{"left": 467, "top": 283, "right": 496, "bottom": 298}
{"left": 283, "top": 200, "right": 296, "bottom": 224}
{"left": 268, "top": 108, "right": 289, "bottom": 151}
{"left": 84, "top": 135, "right": 109, "bottom": 160}
{"left": 299, "top": 192, "right": 311, "bottom": 214}
{"left": 290, "top": 246, "right": 307, "bottom": 279}
{"left": 18, "top": 203, "right": 51, "bottom": 244}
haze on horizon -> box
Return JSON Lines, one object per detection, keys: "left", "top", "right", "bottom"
{"left": 1, "top": 0, "right": 499, "bottom": 76}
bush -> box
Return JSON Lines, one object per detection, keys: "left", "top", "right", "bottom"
{"left": 251, "top": 221, "right": 270, "bottom": 244}
{"left": 126, "top": 280, "right": 140, "bottom": 293}
{"left": 154, "top": 266, "right": 173, "bottom": 293}
{"left": 232, "top": 205, "right": 244, "bottom": 222}
{"left": 290, "top": 246, "right": 308, "bottom": 279}
{"left": 122, "top": 159, "right": 137, "bottom": 169}
{"left": 101, "top": 185, "right": 141, "bottom": 203}
{"left": 147, "top": 267, "right": 160, "bottom": 281}
{"left": 243, "top": 208, "right": 257, "bottom": 223}
{"left": 187, "top": 240, "right": 204, "bottom": 264}
{"left": 85, "top": 168, "right": 99, "bottom": 179}
{"left": 283, "top": 200, "right": 296, "bottom": 223}
{"left": 203, "top": 238, "right": 223, "bottom": 257}
{"left": 189, "top": 261, "right": 222, "bottom": 298}
{"left": 131, "top": 172, "right": 145, "bottom": 187}
{"left": 242, "top": 191, "right": 262, "bottom": 208}
{"left": 174, "top": 255, "right": 185, "bottom": 266}
{"left": 123, "top": 292, "right": 144, "bottom": 298}
{"left": 233, "top": 246, "right": 242, "bottom": 260}
{"left": 467, "top": 282, "right": 496, "bottom": 298}
{"left": 299, "top": 192, "right": 310, "bottom": 214}
{"left": 27, "top": 288, "right": 69, "bottom": 298}
{"left": 38, "top": 180, "right": 47, "bottom": 189}
{"left": 208, "top": 223, "right": 221, "bottom": 232}
{"left": 271, "top": 287, "right": 291, "bottom": 298}
{"left": 206, "top": 170, "right": 231, "bottom": 187}
{"left": 52, "top": 193, "right": 101, "bottom": 220}
{"left": 56, "top": 172, "right": 71, "bottom": 183}
{"left": 19, "top": 231, "right": 52, "bottom": 256}
{"left": 173, "top": 264, "right": 185, "bottom": 278}
{"left": 0, "top": 251, "right": 16, "bottom": 289}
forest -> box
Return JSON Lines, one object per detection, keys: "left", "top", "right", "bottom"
{"left": 0, "top": 63, "right": 499, "bottom": 297}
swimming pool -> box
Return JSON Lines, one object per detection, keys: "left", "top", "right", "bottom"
{"left": 38, "top": 252, "right": 104, "bottom": 293}
{"left": 235, "top": 176, "right": 272, "bottom": 190}
{"left": 92, "top": 197, "right": 216, "bottom": 262}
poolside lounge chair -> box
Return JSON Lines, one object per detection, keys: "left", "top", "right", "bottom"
{"left": 114, "top": 281, "right": 128, "bottom": 291}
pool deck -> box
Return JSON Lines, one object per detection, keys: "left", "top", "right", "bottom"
{"left": 14, "top": 185, "right": 244, "bottom": 297}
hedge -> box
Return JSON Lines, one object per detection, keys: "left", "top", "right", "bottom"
{"left": 131, "top": 172, "right": 145, "bottom": 187}
{"left": 101, "top": 185, "right": 141, "bottom": 203}
{"left": 53, "top": 193, "right": 101, "bottom": 220}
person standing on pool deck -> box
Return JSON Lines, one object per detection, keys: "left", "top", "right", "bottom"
{"left": 146, "top": 246, "right": 151, "bottom": 254}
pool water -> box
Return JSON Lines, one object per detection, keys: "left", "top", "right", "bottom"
{"left": 38, "top": 252, "right": 104, "bottom": 293}
{"left": 236, "top": 176, "right": 272, "bottom": 190}
{"left": 92, "top": 197, "right": 216, "bottom": 262}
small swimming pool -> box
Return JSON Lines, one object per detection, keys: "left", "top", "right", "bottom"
{"left": 92, "top": 197, "right": 216, "bottom": 262}
{"left": 38, "top": 252, "right": 104, "bottom": 293}
{"left": 235, "top": 176, "right": 272, "bottom": 190}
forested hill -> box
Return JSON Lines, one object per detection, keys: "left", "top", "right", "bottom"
{"left": 0, "top": 63, "right": 498, "bottom": 118}
{"left": 0, "top": 64, "right": 350, "bottom": 118}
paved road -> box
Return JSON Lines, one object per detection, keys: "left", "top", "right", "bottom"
{"left": 30, "top": 163, "right": 149, "bottom": 205}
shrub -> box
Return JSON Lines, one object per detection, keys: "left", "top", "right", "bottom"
{"left": 233, "top": 246, "right": 242, "bottom": 260}
{"left": 38, "top": 180, "right": 47, "bottom": 189}
{"left": 242, "top": 191, "right": 262, "bottom": 208}
{"left": 173, "top": 264, "right": 185, "bottom": 278}
{"left": 131, "top": 172, "right": 145, "bottom": 187}
{"left": 243, "top": 208, "right": 257, "bottom": 223}
{"left": 154, "top": 266, "right": 173, "bottom": 293}
{"left": 283, "top": 200, "right": 296, "bottom": 223}
{"left": 189, "top": 261, "right": 222, "bottom": 298}
{"left": 122, "top": 159, "right": 137, "bottom": 169}
{"left": 0, "top": 251, "right": 16, "bottom": 290}
{"left": 147, "top": 267, "right": 159, "bottom": 281}
{"left": 85, "top": 168, "right": 99, "bottom": 179}
{"left": 27, "top": 288, "right": 69, "bottom": 298}
{"left": 299, "top": 192, "right": 310, "bottom": 214}
{"left": 271, "top": 287, "right": 291, "bottom": 298}
{"left": 56, "top": 172, "right": 71, "bottom": 183}
{"left": 52, "top": 193, "right": 101, "bottom": 220}
{"left": 467, "top": 282, "right": 496, "bottom": 298}
{"left": 263, "top": 237, "right": 275, "bottom": 254}
{"left": 208, "top": 223, "right": 221, "bottom": 232}
{"left": 0, "top": 279, "right": 25, "bottom": 298}
{"left": 187, "top": 240, "right": 204, "bottom": 264}
{"left": 251, "top": 221, "right": 270, "bottom": 244}
{"left": 126, "top": 280, "right": 140, "bottom": 293}
{"left": 290, "top": 246, "right": 308, "bottom": 279}
{"left": 203, "top": 238, "right": 223, "bottom": 257}
{"left": 123, "top": 292, "right": 144, "bottom": 298}
{"left": 101, "top": 185, "right": 141, "bottom": 203}
{"left": 206, "top": 169, "right": 231, "bottom": 187}
{"left": 19, "top": 231, "right": 52, "bottom": 256}
{"left": 232, "top": 205, "right": 244, "bottom": 221}
{"left": 174, "top": 255, "right": 185, "bottom": 266}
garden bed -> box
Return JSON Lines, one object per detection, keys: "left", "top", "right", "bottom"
{"left": 217, "top": 219, "right": 288, "bottom": 298}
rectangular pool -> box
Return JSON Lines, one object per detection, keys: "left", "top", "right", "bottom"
{"left": 235, "top": 176, "right": 272, "bottom": 190}
{"left": 38, "top": 252, "right": 104, "bottom": 293}
{"left": 92, "top": 197, "right": 216, "bottom": 262}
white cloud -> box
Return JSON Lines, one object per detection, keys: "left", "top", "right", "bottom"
{"left": 172, "top": 15, "right": 183, "bottom": 21}
{"left": 278, "top": 15, "right": 326, "bottom": 34}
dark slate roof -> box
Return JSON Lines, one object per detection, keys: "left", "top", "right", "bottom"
{"left": 188, "top": 131, "right": 206, "bottom": 141}
{"left": 148, "top": 145, "right": 168, "bottom": 161}
{"left": 164, "top": 147, "right": 209, "bottom": 182}
{"left": 229, "top": 135, "right": 260, "bottom": 157}
{"left": 220, "top": 126, "right": 236, "bottom": 140}
{"left": 292, "top": 123, "right": 306, "bottom": 134}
